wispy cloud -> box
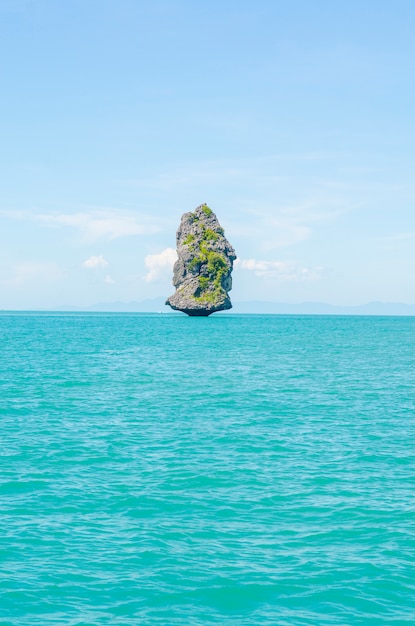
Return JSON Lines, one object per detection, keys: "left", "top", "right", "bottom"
{"left": 228, "top": 198, "right": 350, "bottom": 251}
{"left": 35, "top": 210, "right": 160, "bottom": 242}
{"left": 104, "top": 275, "right": 116, "bottom": 284}
{"left": 235, "top": 258, "right": 323, "bottom": 281}
{"left": 4, "top": 262, "right": 61, "bottom": 286}
{"left": 0, "top": 209, "right": 28, "bottom": 220}
{"left": 382, "top": 232, "right": 415, "bottom": 242}
{"left": 1, "top": 207, "right": 162, "bottom": 242}
{"left": 82, "top": 255, "right": 109, "bottom": 269}
{"left": 144, "top": 247, "right": 177, "bottom": 282}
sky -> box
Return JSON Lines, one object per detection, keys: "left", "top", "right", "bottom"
{"left": 0, "top": 0, "right": 414, "bottom": 309}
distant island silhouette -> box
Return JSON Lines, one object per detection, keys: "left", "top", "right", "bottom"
{"left": 43, "top": 300, "right": 415, "bottom": 316}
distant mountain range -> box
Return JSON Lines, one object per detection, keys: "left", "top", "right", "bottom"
{"left": 54, "top": 298, "right": 415, "bottom": 316}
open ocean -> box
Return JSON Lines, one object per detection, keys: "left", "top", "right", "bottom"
{"left": 1, "top": 312, "right": 415, "bottom": 625}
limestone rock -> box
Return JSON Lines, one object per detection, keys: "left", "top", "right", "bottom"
{"left": 166, "top": 204, "right": 236, "bottom": 316}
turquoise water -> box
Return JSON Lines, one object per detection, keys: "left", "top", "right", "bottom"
{"left": 1, "top": 313, "right": 415, "bottom": 625}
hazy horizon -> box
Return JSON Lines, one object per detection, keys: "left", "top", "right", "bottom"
{"left": 2, "top": 296, "right": 415, "bottom": 317}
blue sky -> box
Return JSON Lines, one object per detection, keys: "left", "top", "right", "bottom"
{"left": 0, "top": 0, "right": 414, "bottom": 308}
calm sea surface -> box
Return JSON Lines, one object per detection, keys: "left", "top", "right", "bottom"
{"left": 1, "top": 313, "right": 415, "bottom": 625}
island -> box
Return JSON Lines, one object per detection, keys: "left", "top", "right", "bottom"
{"left": 165, "top": 204, "right": 236, "bottom": 316}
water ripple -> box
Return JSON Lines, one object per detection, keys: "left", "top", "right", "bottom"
{"left": 1, "top": 313, "right": 415, "bottom": 624}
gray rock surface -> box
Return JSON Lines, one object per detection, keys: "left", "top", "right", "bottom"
{"left": 166, "top": 204, "right": 236, "bottom": 316}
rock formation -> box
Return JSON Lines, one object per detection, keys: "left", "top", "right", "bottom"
{"left": 166, "top": 204, "right": 236, "bottom": 316}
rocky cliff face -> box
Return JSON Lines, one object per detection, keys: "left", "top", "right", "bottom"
{"left": 166, "top": 204, "right": 236, "bottom": 316}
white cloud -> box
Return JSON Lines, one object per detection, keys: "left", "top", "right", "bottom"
{"left": 82, "top": 255, "right": 109, "bottom": 269}
{"left": 234, "top": 258, "right": 323, "bottom": 281}
{"left": 4, "top": 262, "right": 61, "bottom": 286}
{"left": 36, "top": 210, "right": 160, "bottom": 242}
{"left": 144, "top": 247, "right": 177, "bottom": 282}
{"left": 104, "top": 275, "right": 116, "bottom": 284}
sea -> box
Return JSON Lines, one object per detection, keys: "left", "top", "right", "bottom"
{"left": 1, "top": 312, "right": 415, "bottom": 625}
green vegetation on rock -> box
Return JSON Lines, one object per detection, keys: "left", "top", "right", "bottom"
{"left": 201, "top": 205, "right": 213, "bottom": 216}
{"left": 183, "top": 233, "right": 195, "bottom": 245}
{"left": 195, "top": 289, "right": 223, "bottom": 305}
{"left": 195, "top": 250, "right": 228, "bottom": 304}
{"left": 203, "top": 228, "right": 219, "bottom": 242}
{"left": 206, "top": 251, "right": 227, "bottom": 275}
{"left": 188, "top": 257, "right": 201, "bottom": 271}
{"left": 198, "top": 276, "right": 209, "bottom": 291}
{"left": 188, "top": 223, "right": 228, "bottom": 302}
